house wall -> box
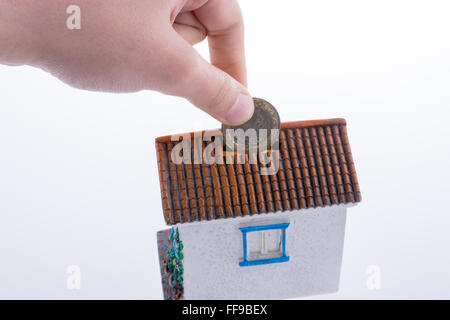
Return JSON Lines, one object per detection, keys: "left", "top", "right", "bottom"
{"left": 176, "top": 205, "right": 350, "bottom": 300}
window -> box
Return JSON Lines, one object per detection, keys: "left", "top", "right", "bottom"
{"left": 239, "top": 223, "right": 290, "bottom": 267}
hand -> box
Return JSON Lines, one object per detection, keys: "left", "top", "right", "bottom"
{"left": 0, "top": 0, "right": 254, "bottom": 125}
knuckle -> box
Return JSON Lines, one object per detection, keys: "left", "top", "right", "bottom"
{"left": 205, "top": 74, "right": 235, "bottom": 114}
{"left": 162, "top": 54, "right": 201, "bottom": 96}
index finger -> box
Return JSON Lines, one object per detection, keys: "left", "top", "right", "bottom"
{"left": 194, "top": 0, "right": 247, "bottom": 86}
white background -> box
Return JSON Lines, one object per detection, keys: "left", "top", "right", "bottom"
{"left": 1, "top": 0, "right": 449, "bottom": 299}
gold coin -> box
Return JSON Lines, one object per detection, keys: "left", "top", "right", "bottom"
{"left": 222, "top": 97, "right": 280, "bottom": 153}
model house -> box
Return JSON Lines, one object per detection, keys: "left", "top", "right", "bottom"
{"left": 155, "top": 118, "right": 361, "bottom": 300}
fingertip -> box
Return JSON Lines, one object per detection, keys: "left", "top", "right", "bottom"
{"left": 224, "top": 92, "right": 254, "bottom": 125}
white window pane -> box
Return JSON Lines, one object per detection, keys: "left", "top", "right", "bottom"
{"left": 246, "top": 229, "right": 282, "bottom": 261}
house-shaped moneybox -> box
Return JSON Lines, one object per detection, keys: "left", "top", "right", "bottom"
{"left": 155, "top": 118, "right": 361, "bottom": 300}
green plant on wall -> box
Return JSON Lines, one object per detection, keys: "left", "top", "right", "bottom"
{"left": 163, "top": 227, "right": 184, "bottom": 298}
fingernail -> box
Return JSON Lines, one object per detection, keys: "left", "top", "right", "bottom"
{"left": 225, "top": 93, "right": 254, "bottom": 125}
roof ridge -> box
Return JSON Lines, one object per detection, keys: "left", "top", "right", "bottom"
{"left": 155, "top": 118, "right": 347, "bottom": 144}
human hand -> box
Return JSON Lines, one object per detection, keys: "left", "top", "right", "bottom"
{"left": 0, "top": 0, "right": 254, "bottom": 124}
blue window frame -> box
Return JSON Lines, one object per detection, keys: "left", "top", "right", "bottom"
{"left": 239, "top": 222, "right": 290, "bottom": 267}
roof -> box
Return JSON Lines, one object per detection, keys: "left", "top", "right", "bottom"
{"left": 156, "top": 118, "right": 361, "bottom": 225}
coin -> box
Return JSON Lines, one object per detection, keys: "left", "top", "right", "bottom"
{"left": 222, "top": 97, "right": 280, "bottom": 153}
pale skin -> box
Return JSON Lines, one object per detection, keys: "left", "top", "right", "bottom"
{"left": 0, "top": 0, "right": 254, "bottom": 125}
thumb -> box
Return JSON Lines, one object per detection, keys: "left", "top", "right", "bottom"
{"left": 159, "top": 31, "right": 254, "bottom": 125}
{"left": 186, "top": 64, "right": 254, "bottom": 125}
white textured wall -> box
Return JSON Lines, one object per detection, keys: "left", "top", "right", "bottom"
{"left": 178, "top": 205, "right": 350, "bottom": 300}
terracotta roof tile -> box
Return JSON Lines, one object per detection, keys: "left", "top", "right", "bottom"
{"left": 156, "top": 118, "right": 361, "bottom": 225}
